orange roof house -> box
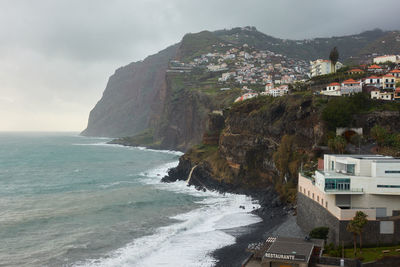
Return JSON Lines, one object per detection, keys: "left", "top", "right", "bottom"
{"left": 368, "top": 64, "right": 382, "bottom": 69}
{"left": 342, "top": 79, "right": 359, "bottom": 84}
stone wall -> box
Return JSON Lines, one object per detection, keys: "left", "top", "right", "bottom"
{"left": 297, "top": 193, "right": 340, "bottom": 244}
{"left": 297, "top": 192, "right": 400, "bottom": 246}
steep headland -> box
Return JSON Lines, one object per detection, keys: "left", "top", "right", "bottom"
{"left": 82, "top": 27, "right": 399, "bottom": 147}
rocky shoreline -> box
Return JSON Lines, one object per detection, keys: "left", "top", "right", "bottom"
{"left": 161, "top": 155, "right": 299, "bottom": 267}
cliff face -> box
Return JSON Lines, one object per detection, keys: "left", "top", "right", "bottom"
{"left": 81, "top": 44, "right": 179, "bottom": 137}
{"left": 82, "top": 27, "right": 398, "bottom": 145}
{"left": 163, "top": 94, "right": 400, "bottom": 202}
{"left": 163, "top": 95, "right": 323, "bottom": 192}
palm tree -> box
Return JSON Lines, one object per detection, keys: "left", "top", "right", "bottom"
{"left": 346, "top": 220, "right": 358, "bottom": 256}
{"left": 329, "top": 47, "right": 339, "bottom": 73}
{"left": 347, "top": 211, "right": 368, "bottom": 256}
{"left": 354, "top": 211, "right": 368, "bottom": 254}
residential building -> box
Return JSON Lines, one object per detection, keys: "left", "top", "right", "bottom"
{"left": 373, "top": 55, "right": 400, "bottom": 64}
{"left": 340, "top": 79, "right": 362, "bottom": 95}
{"left": 348, "top": 68, "right": 364, "bottom": 75}
{"left": 234, "top": 92, "right": 258, "bottom": 102}
{"left": 395, "top": 88, "right": 400, "bottom": 101}
{"left": 263, "top": 85, "right": 289, "bottom": 97}
{"left": 368, "top": 64, "right": 384, "bottom": 73}
{"left": 382, "top": 74, "right": 396, "bottom": 90}
{"left": 320, "top": 82, "right": 341, "bottom": 96}
{"left": 265, "top": 83, "right": 273, "bottom": 90}
{"left": 364, "top": 76, "right": 382, "bottom": 88}
{"left": 371, "top": 89, "right": 394, "bottom": 101}
{"left": 297, "top": 154, "right": 400, "bottom": 245}
{"left": 389, "top": 69, "right": 400, "bottom": 83}
{"left": 310, "top": 59, "right": 343, "bottom": 77}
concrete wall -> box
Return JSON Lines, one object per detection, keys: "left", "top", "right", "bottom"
{"left": 297, "top": 192, "right": 400, "bottom": 246}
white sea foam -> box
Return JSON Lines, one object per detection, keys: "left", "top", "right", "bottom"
{"left": 73, "top": 143, "right": 183, "bottom": 156}
{"left": 76, "top": 161, "right": 261, "bottom": 267}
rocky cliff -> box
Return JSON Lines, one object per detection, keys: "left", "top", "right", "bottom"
{"left": 163, "top": 94, "right": 400, "bottom": 202}
{"left": 82, "top": 27, "right": 399, "bottom": 147}
{"left": 81, "top": 44, "right": 179, "bottom": 137}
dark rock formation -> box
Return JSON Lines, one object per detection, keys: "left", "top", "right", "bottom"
{"left": 81, "top": 44, "right": 179, "bottom": 137}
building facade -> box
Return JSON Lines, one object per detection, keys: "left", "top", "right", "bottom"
{"left": 310, "top": 59, "right": 342, "bottom": 77}
{"left": 297, "top": 154, "right": 400, "bottom": 245}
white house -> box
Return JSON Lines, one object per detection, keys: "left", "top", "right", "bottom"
{"left": 340, "top": 79, "right": 362, "bottom": 95}
{"left": 320, "top": 82, "right": 341, "bottom": 96}
{"left": 299, "top": 154, "right": 400, "bottom": 221}
{"left": 373, "top": 55, "right": 400, "bottom": 64}
{"left": 364, "top": 76, "right": 382, "bottom": 88}
{"left": 371, "top": 89, "right": 393, "bottom": 101}
{"left": 263, "top": 85, "right": 289, "bottom": 97}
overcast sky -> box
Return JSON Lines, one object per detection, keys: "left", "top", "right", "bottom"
{"left": 1, "top": 0, "right": 400, "bottom": 131}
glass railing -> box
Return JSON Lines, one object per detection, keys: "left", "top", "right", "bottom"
{"left": 325, "top": 188, "right": 363, "bottom": 193}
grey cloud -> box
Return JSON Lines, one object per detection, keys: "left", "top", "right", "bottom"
{"left": 0, "top": 0, "right": 399, "bottom": 130}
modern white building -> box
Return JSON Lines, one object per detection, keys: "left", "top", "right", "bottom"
{"left": 310, "top": 59, "right": 343, "bottom": 77}
{"left": 299, "top": 154, "right": 400, "bottom": 221}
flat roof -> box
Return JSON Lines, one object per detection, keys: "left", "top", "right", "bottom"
{"left": 327, "top": 154, "right": 399, "bottom": 162}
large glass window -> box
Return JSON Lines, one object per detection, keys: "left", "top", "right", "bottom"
{"left": 347, "top": 164, "right": 355, "bottom": 175}
{"left": 325, "top": 178, "right": 350, "bottom": 191}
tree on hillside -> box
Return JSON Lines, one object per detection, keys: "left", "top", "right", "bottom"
{"left": 370, "top": 125, "right": 389, "bottom": 147}
{"left": 329, "top": 47, "right": 339, "bottom": 73}
{"left": 328, "top": 136, "right": 347, "bottom": 154}
{"left": 273, "top": 135, "right": 296, "bottom": 183}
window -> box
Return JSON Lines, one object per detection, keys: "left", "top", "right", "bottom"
{"left": 331, "top": 161, "right": 335, "bottom": 170}
{"left": 299, "top": 186, "right": 302, "bottom": 192}
{"left": 325, "top": 178, "right": 351, "bottom": 191}
{"left": 317, "top": 196, "right": 319, "bottom": 202}
{"left": 312, "top": 193, "right": 314, "bottom": 200}
{"left": 378, "top": 185, "right": 400, "bottom": 188}
{"left": 325, "top": 201, "right": 328, "bottom": 208}
{"left": 385, "top": 170, "right": 400, "bottom": 174}
{"left": 308, "top": 190, "right": 310, "bottom": 197}
{"left": 321, "top": 199, "right": 324, "bottom": 205}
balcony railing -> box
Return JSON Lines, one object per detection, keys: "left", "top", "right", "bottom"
{"left": 325, "top": 188, "right": 363, "bottom": 193}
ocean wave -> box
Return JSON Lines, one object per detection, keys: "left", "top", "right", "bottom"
{"left": 72, "top": 143, "right": 183, "bottom": 156}
{"left": 75, "top": 162, "right": 261, "bottom": 267}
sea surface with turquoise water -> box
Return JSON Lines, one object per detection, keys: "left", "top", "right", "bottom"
{"left": 0, "top": 132, "right": 261, "bottom": 267}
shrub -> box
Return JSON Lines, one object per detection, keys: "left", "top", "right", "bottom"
{"left": 309, "top": 227, "right": 329, "bottom": 241}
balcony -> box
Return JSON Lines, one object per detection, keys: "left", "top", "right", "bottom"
{"left": 325, "top": 188, "right": 364, "bottom": 194}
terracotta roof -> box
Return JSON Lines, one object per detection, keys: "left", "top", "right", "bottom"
{"left": 366, "top": 76, "right": 381, "bottom": 79}
{"left": 349, "top": 68, "right": 364, "bottom": 72}
{"left": 396, "top": 88, "right": 400, "bottom": 92}
{"left": 368, "top": 64, "right": 382, "bottom": 69}
{"left": 383, "top": 74, "right": 395, "bottom": 77}
{"left": 390, "top": 69, "right": 400, "bottom": 73}
{"left": 343, "top": 79, "right": 359, "bottom": 84}
{"left": 328, "top": 82, "right": 340, "bottom": 86}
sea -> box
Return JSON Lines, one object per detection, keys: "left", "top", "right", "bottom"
{"left": 0, "top": 132, "right": 261, "bottom": 267}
